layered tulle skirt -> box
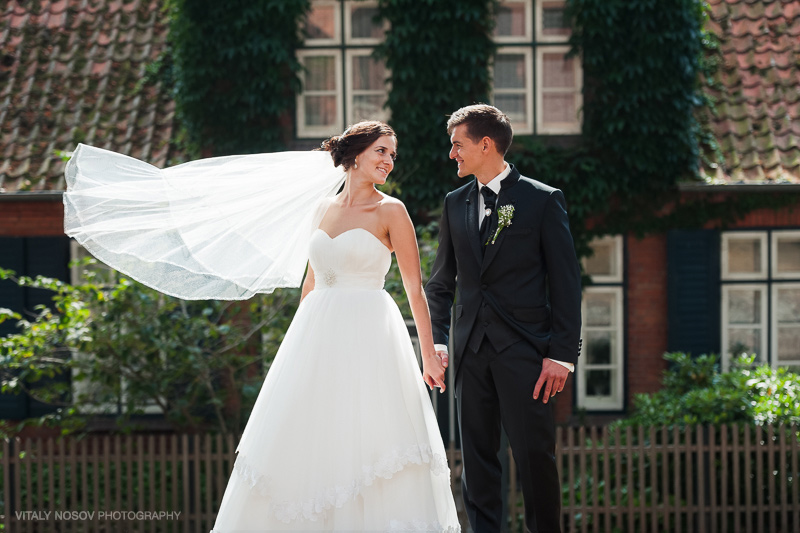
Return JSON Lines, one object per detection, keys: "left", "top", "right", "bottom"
{"left": 211, "top": 287, "right": 459, "bottom": 532}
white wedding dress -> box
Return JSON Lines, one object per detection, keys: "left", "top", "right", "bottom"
{"left": 211, "top": 228, "right": 459, "bottom": 532}
{"left": 63, "top": 144, "right": 460, "bottom": 532}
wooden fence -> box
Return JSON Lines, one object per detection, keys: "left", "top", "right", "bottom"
{"left": 1, "top": 424, "right": 798, "bottom": 532}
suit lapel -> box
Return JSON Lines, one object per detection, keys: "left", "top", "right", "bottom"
{"left": 464, "top": 181, "right": 483, "bottom": 266}
{"left": 481, "top": 167, "right": 521, "bottom": 272}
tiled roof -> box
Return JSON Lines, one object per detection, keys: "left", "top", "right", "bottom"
{"left": 0, "top": 0, "right": 175, "bottom": 193}
{"left": 699, "top": 0, "right": 800, "bottom": 184}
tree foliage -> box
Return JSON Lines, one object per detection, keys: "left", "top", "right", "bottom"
{"left": 0, "top": 265, "right": 298, "bottom": 436}
{"left": 166, "top": 0, "right": 310, "bottom": 156}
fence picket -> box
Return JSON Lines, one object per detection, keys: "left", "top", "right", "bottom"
{"left": 2, "top": 426, "right": 798, "bottom": 532}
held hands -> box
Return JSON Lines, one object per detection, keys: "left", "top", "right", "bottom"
{"left": 533, "top": 358, "right": 570, "bottom": 404}
{"left": 422, "top": 352, "right": 447, "bottom": 393}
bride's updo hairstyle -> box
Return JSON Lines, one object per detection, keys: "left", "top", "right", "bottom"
{"left": 320, "top": 121, "right": 396, "bottom": 170}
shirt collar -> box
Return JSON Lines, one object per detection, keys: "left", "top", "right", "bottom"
{"left": 477, "top": 163, "right": 511, "bottom": 195}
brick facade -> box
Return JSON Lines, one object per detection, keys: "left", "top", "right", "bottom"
{"left": 0, "top": 199, "right": 64, "bottom": 237}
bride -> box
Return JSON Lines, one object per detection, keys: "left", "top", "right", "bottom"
{"left": 64, "top": 121, "right": 460, "bottom": 531}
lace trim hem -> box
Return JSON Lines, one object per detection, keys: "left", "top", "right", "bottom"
{"left": 232, "top": 444, "right": 452, "bottom": 525}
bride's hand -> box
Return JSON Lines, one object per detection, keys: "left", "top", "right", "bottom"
{"left": 422, "top": 353, "right": 447, "bottom": 393}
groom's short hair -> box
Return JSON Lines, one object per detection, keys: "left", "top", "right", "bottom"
{"left": 447, "top": 104, "right": 513, "bottom": 156}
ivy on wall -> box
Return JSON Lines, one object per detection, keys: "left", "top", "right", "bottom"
{"left": 376, "top": 0, "right": 498, "bottom": 214}
{"left": 166, "top": 0, "right": 310, "bottom": 157}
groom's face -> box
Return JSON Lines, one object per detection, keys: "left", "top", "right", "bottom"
{"left": 449, "top": 124, "right": 483, "bottom": 179}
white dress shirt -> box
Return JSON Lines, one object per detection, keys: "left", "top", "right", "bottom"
{"left": 433, "top": 163, "right": 574, "bottom": 373}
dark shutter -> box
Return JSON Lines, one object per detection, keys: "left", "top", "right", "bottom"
{"left": 0, "top": 238, "right": 26, "bottom": 337}
{"left": 667, "top": 229, "right": 721, "bottom": 356}
{"left": 0, "top": 238, "right": 28, "bottom": 417}
{"left": 0, "top": 236, "right": 71, "bottom": 419}
{"left": 25, "top": 236, "right": 71, "bottom": 312}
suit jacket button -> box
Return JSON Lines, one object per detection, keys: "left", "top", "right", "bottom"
{"left": 481, "top": 284, "right": 488, "bottom": 290}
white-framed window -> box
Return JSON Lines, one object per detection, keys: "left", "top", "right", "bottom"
{"left": 772, "top": 283, "right": 800, "bottom": 367}
{"left": 297, "top": 0, "right": 389, "bottom": 138}
{"left": 579, "top": 235, "right": 625, "bottom": 410}
{"left": 69, "top": 242, "right": 163, "bottom": 415}
{"left": 721, "top": 229, "right": 800, "bottom": 370}
{"left": 491, "top": 0, "right": 582, "bottom": 135}
{"left": 721, "top": 232, "right": 767, "bottom": 280}
{"left": 721, "top": 283, "right": 768, "bottom": 370}
{"left": 492, "top": 47, "right": 534, "bottom": 134}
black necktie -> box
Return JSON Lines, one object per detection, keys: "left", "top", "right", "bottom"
{"left": 479, "top": 186, "right": 497, "bottom": 249}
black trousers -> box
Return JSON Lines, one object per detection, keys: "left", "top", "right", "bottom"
{"left": 455, "top": 337, "right": 561, "bottom": 533}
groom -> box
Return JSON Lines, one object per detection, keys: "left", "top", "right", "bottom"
{"left": 425, "top": 104, "right": 582, "bottom": 533}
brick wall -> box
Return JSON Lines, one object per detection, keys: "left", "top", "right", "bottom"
{"left": 626, "top": 233, "right": 669, "bottom": 402}
{"left": 0, "top": 199, "right": 65, "bottom": 237}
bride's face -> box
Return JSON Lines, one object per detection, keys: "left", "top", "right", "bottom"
{"left": 353, "top": 135, "right": 397, "bottom": 185}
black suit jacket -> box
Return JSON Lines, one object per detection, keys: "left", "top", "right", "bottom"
{"left": 425, "top": 165, "right": 582, "bottom": 379}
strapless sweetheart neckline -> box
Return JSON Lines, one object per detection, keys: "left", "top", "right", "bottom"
{"left": 315, "top": 227, "right": 392, "bottom": 253}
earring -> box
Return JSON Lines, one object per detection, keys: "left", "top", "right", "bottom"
{"left": 354, "top": 161, "right": 358, "bottom": 169}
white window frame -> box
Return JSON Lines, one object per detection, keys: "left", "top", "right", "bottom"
{"left": 720, "top": 282, "right": 768, "bottom": 371}
{"left": 721, "top": 231, "right": 768, "bottom": 280}
{"left": 296, "top": 49, "right": 344, "bottom": 139}
{"left": 578, "top": 287, "right": 624, "bottom": 410}
{"left": 535, "top": 45, "right": 582, "bottom": 134}
{"left": 535, "top": 0, "right": 571, "bottom": 43}
{"left": 494, "top": 0, "right": 533, "bottom": 43}
{"left": 298, "top": 0, "right": 389, "bottom": 138}
{"left": 583, "top": 234, "right": 623, "bottom": 284}
{"left": 303, "top": 0, "right": 341, "bottom": 46}
{"left": 69, "top": 242, "right": 164, "bottom": 416}
{"left": 344, "top": 0, "right": 386, "bottom": 45}
{"left": 770, "top": 282, "right": 800, "bottom": 368}
{"left": 771, "top": 230, "right": 800, "bottom": 280}
{"left": 345, "top": 48, "right": 390, "bottom": 125}
{"left": 491, "top": 46, "right": 535, "bottom": 135}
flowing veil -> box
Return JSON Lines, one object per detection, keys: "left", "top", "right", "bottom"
{"left": 64, "top": 144, "right": 346, "bottom": 300}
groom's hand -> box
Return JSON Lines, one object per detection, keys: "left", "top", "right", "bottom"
{"left": 422, "top": 354, "right": 447, "bottom": 393}
{"left": 533, "top": 359, "right": 570, "bottom": 404}
{"left": 435, "top": 349, "right": 449, "bottom": 368}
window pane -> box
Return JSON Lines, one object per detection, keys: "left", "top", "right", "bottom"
{"left": 352, "top": 94, "right": 387, "bottom": 122}
{"left": 728, "top": 238, "right": 762, "bottom": 274}
{"left": 728, "top": 288, "right": 762, "bottom": 324}
{"left": 586, "top": 292, "right": 614, "bottom": 327}
{"left": 585, "top": 240, "right": 617, "bottom": 277}
{"left": 304, "top": 56, "right": 336, "bottom": 91}
{"left": 495, "top": 2, "right": 525, "bottom": 37}
{"left": 585, "top": 370, "right": 612, "bottom": 397}
{"left": 542, "top": 53, "right": 575, "bottom": 88}
{"left": 585, "top": 331, "right": 612, "bottom": 365}
{"left": 542, "top": 94, "right": 576, "bottom": 123}
{"left": 306, "top": 5, "right": 336, "bottom": 40}
{"left": 777, "top": 327, "right": 800, "bottom": 361}
{"left": 351, "top": 6, "right": 384, "bottom": 40}
{"left": 304, "top": 95, "right": 337, "bottom": 126}
{"left": 494, "top": 94, "right": 526, "bottom": 123}
{"left": 542, "top": 2, "right": 570, "bottom": 37}
{"left": 495, "top": 54, "right": 526, "bottom": 89}
{"left": 776, "top": 287, "right": 800, "bottom": 322}
{"left": 776, "top": 236, "right": 800, "bottom": 275}
{"left": 352, "top": 55, "right": 385, "bottom": 91}
{"left": 727, "top": 328, "right": 762, "bottom": 358}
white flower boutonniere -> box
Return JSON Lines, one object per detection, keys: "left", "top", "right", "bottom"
{"left": 486, "top": 205, "right": 514, "bottom": 245}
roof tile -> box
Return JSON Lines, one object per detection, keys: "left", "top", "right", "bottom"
{"left": 700, "top": 0, "right": 800, "bottom": 184}
{"left": 0, "top": 0, "right": 176, "bottom": 193}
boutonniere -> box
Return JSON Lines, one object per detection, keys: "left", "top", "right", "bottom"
{"left": 486, "top": 205, "right": 514, "bottom": 245}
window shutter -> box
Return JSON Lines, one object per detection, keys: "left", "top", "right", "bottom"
{"left": 0, "top": 238, "right": 28, "bottom": 418}
{"left": 25, "top": 236, "right": 71, "bottom": 311}
{"left": 667, "top": 229, "right": 721, "bottom": 356}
